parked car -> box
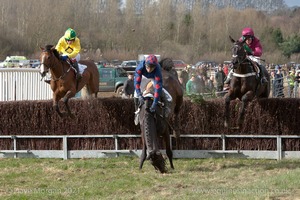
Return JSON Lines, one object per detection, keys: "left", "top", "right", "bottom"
{"left": 194, "top": 60, "right": 217, "bottom": 68}
{"left": 111, "top": 59, "right": 122, "bottom": 66}
{"left": 96, "top": 60, "right": 109, "bottom": 67}
{"left": 173, "top": 60, "right": 187, "bottom": 70}
{"left": 0, "top": 56, "right": 30, "bottom": 68}
{"left": 97, "top": 65, "right": 129, "bottom": 96}
{"left": 29, "top": 59, "right": 41, "bottom": 68}
{"left": 120, "top": 60, "right": 138, "bottom": 72}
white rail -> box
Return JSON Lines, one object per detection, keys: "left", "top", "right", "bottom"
{"left": 0, "top": 68, "right": 52, "bottom": 101}
{"left": 1, "top": 134, "right": 300, "bottom": 160}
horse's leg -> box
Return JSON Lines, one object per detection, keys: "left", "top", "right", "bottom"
{"left": 52, "top": 94, "right": 64, "bottom": 117}
{"left": 53, "top": 100, "right": 64, "bottom": 118}
{"left": 139, "top": 138, "right": 147, "bottom": 170}
{"left": 164, "top": 127, "right": 174, "bottom": 169}
{"left": 224, "top": 94, "right": 231, "bottom": 128}
{"left": 173, "top": 113, "right": 181, "bottom": 150}
{"left": 237, "top": 92, "right": 254, "bottom": 128}
{"left": 63, "top": 91, "right": 76, "bottom": 119}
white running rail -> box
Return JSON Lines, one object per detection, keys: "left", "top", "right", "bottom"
{"left": 0, "top": 68, "right": 52, "bottom": 101}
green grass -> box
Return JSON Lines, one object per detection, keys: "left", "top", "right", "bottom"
{"left": 0, "top": 157, "right": 299, "bottom": 200}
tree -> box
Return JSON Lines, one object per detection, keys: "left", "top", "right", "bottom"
{"left": 280, "top": 34, "right": 300, "bottom": 58}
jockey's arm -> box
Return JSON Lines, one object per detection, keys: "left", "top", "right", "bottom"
{"left": 68, "top": 38, "right": 81, "bottom": 59}
{"left": 134, "top": 63, "right": 143, "bottom": 97}
{"left": 153, "top": 70, "right": 163, "bottom": 106}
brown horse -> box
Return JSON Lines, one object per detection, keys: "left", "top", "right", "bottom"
{"left": 159, "top": 58, "right": 184, "bottom": 149}
{"left": 224, "top": 36, "right": 270, "bottom": 129}
{"left": 40, "top": 45, "right": 99, "bottom": 118}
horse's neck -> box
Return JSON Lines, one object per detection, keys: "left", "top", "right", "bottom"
{"left": 51, "top": 60, "right": 68, "bottom": 79}
{"left": 234, "top": 62, "right": 254, "bottom": 74}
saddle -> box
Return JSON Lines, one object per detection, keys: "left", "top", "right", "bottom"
{"left": 247, "top": 56, "right": 260, "bottom": 78}
{"left": 144, "top": 81, "right": 172, "bottom": 117}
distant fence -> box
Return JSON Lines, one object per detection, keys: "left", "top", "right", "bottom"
{"left": 0, "top": 68, "right": 52, "bottom": 101}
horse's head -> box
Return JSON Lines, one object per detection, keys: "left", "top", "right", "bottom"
{"left": 39, "top": 45, "right": 60, "bottom": 77}
{"left": 229, "top": 36, "right": 247, "bottom": 67}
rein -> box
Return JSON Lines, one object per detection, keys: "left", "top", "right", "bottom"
{"left": 41, "top": 50, "right": 72, "bottom": 81}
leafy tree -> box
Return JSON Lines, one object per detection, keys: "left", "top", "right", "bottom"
{"left": 272, "top": 28, "right": 284, "bottom": 46}
{"left": 280, "top": 35, "right": 300, "bottom": 58}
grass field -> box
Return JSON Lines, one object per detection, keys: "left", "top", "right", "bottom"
{"left": 0, "top": 157, "right": 299, "bottom": 200}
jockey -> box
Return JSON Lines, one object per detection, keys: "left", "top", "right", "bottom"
{"left": 224, "top": 27, "right": 268, "bottom": 85}
{"left": 55, "top": 28, "right": 82, "bottom": 80}
{"left": 134, "top": 54, "right": 172, "bottom": 117}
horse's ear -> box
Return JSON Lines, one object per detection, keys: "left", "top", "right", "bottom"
{"left": 50, "top": 46, "right": 56, "bottom": 51}
{"left": 229, "top": 35, "right": 235, "bottom": 43}
{"left": 40, "top": 46, "right": 44, "bottom": 51}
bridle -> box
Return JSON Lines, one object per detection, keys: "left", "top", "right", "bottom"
{"left": 41, "top": 49, "right": 71, "bottom": 81}
{"left": 231, "top": 43, "right": 251, "bottom": 68}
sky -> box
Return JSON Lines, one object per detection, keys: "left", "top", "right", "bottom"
{"left": 285, "top": 0, "right": 300, "bottom": 7}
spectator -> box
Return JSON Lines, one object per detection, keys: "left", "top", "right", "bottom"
{"left": 179, "top": 67, "right": 189, "bottom": 90}
{"left": 223, "top": 63, "right": 229, "bottom": 76}
{"left": 186, "top": 74, "right": 199, "bottom": 95}
{"left": 215, "top": 64, "right": 226, "bottom": 92}
{"left": 287, "top": 69, "right": 296, "bottom": 97}
{"left": 122, "top": 73, "right": 134, "bottom": 99}
{"left": 195, "top": 70, "right": 205, "bottom": 93}
{"left": 273, "top": 67, "right": 284, "bottom": 98}
{"left": 206, "top": 75, "right": 215, "bottom": 92}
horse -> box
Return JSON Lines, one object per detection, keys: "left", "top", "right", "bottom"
{"left": 138, "top": 87, "right": 174, "bottom": 173}
{"left": 159, "top": 58, "right": 184, "bottom": 149}
{"left": 39, "top": 45, "right": 99, "bottom": 118}
{"left": 138, "top": 63, "right": 183, "bottom": 173}
{"left": 224, "top": 36, "right": 270, "bottom": 129}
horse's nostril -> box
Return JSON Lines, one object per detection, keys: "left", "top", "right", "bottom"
{"left": 40, "top": 72, "right": 46, "bottom": 77}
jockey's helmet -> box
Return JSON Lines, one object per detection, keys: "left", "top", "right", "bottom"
{"left": 242, "top": 27, "right": 254, "bottom": 37}
{"left": 64, "top": 28, "right": 77, "bottom": 41}
{"left": 145, "top": 54, "right": 158, "bottom": 69}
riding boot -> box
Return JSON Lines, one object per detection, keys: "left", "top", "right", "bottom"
{"left": 134, "top": 97, "right": 140, "bottom": 125}
{"left": 73, "top": 61, "right": 82, "bottom": 80}
{"left": 224, "top": 69, "right": 233, "bottom": 84}
{"left": 134, "top": 97, "right": 139, "bottom": 111}
{"left": 160, "top": 91, "right": 172, "bottom": 118}
{"left": 44, "top": 80, "right": 51, "bottom": 84}
{"left": 259, "top": 65, "right": 268, "bottom": 85}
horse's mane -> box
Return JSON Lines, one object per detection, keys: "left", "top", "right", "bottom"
{"left": 45, "top": 44, "right": 60, "bottom": 60}
{"left": 160, "top": 58, "right": 179, "bottom": 79}
{"left": 159, "top": 58, "right": 174, "bottom": 71}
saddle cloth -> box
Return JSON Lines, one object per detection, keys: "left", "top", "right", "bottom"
{"left": 78, "top": 63, "right": 87, "bottom": 74}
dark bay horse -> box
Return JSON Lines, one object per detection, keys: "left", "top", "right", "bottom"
{"left": 160, "top": 58, "right": 184, "bottom": 149}
{"left": 40, "top": 45, "right": 99, "bottom": 118}
{"left": 138, "top": 92, "right": 174, "bottom": 173}
{"left": 224, "top": 36, "right": 270, "bottom": 129}
{"left": 138, "top": 64, "right": 183, "bottom": 173}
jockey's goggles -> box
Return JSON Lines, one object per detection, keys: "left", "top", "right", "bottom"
{"left": 242, "top": 35, "right": 253, "bottom": 40}
{"left": 145, "top": 64, "right": 156, "bottom": 69}
{"left": 65, "top": 38, "right": 75, "bottom": 42}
